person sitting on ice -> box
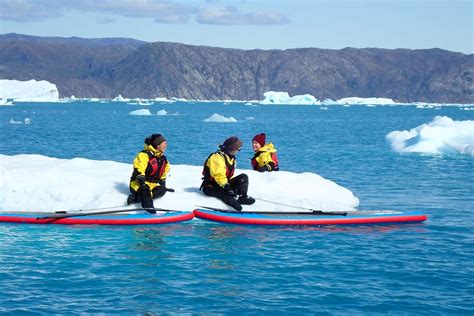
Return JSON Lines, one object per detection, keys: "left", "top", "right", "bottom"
{"left": 200, "top": 136, "right": 255, "bottom": 211}
{"left": 251, "top": 133, "right": 279, "bottom": 172}
{"left": 127, "top": 134, "right": 170, "bottom": 211}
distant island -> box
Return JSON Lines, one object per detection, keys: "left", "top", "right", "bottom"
{"left": 0, "top": 33, "right": 472, "bottom": 103}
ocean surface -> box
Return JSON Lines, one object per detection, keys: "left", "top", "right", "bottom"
{"left": 1, "top": 101, "right": 473, "bottom": 314}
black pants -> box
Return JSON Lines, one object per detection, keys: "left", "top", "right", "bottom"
{"left": 202, "top": 174, "right": 249, "bottom": 201}
{"left": 131, "top": 184, "right": 167, "bottom": 208}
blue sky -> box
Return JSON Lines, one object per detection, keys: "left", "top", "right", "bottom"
{"left": 0, "top": 0, "right": 472, "bottom": 53}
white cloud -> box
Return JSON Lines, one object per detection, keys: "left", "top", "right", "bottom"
{"left": 197, "top": 5, "right": 289, "bottom": 25}
{"left": 0, "top": 0, "right": 289, "bottom": 25}
{"left": 0, "top": 0, "right": 68, "bottom": 21}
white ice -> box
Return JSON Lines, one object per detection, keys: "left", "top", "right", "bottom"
{"left": 0, "top": 79, "right": 59, "bottom": 102}
{"left": 113, "top": 95, "right": 130, "bottom": 102}
{"left": 204, "top": 113, "right": 238, "bottom": 122}
{"left": 260, "top": 92, "right": 401, "bottom": 106}
{"left": 9, "top": 118, "right": 22, "bottom": 124}
{"left": 0, "top": 154, "right": 359, "bottom": 213}
{"left": 2, "top": 80, "right": 472, "bottom": 107}
{"left": 261, "top": 91, "right": 321, "bottom": 105}
{"left": 336, "top": 97, "right": 395, "bottom": 105}
{"left": 129, "top": 109, "right": 152, "bottom": 116}
{"left": 386, "top": 116, "right": 474, "bottom": 156}
{"left": 0, "top": 99, "right": 14, "bottom": 106}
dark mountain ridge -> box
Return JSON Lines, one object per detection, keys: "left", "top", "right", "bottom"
{"left": 1, "top": 33, "right": 472, "bottom": 103}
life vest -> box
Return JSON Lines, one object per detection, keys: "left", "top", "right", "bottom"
{"left": 271, "top": 152, "right": 279, "bottom": 171}
{"left": 132, "top": 150, "right": 168, "bottom": 183}
{"left": 251, "top": 151, "right": 279, "bottom": 171}
{"left": 202, "top": 151, "right": 235, "bottom": 185}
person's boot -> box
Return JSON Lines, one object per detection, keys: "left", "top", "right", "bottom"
{"left": 141, "top": 196, "right": 154, "bottom": 209}
{"left": 126, "top": 194, "right": 136, "bottom": 205}
{"left": 139, "top": 187, "right": 154, "bottom": 209}
{"left": 224, "top": 195, "right": 242, "bottom": 211}
{"left": 238, "top": 195, "right": 255, "bottom": 205}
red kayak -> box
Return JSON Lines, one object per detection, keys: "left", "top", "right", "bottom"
{"left": 0, "top": 210, "right": 194, "bottom": 225}
{"left": 193, "top": 207, "right": 427, "bottom": 226}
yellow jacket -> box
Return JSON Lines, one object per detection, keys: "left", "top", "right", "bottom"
{"left": 203, "top": 151, "right": 236, "bottom": 187}
{"left": 251, "top": 143, "right": 279, "bottom": 172}
{"left": 130, "top": 144, "right": 170, "bottom": 191}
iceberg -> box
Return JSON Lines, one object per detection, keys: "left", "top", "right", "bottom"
{"left": 113, "top": 95, "right": 130, "bottom": 102}
{"left": 336, "top": 97, "right": 396, "bottom": 105}
{"left": 386, "top": 116, "right": 474, "bottom": 156}
{"left": 259, "top": 91, "right": 400, "bottom": 106}
{"left": 157, "top": 110, "right": 167, "bottom": 116}
{"left": 204, "top": 113, "right": 238, "bottom": 123}
{"left": 0, "top": 79, "right": 59, "bottom": 102}
{"left": 129, "top": 109, "right": 152, "bottom": 116}
{"left": 261, "top": 91, "right": 320, "bottom": 105}
{"left": 154, "top": 97, "right": 172, "bottom": 102}
{"left": 0, "top": 154, "right": 359, "bottom": 213}
{"left": 9, "top": 118, "right": 22, "bottom": 124}
{"left": 0, "top": 99, "right": 14, "bottom": 106}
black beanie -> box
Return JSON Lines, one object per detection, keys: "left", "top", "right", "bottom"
{"left": 220, "top": 136, "right": 242, "bottom": 153}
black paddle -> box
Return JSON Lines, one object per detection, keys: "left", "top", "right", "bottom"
{"left": 37, "top": 207, "right": 177, "bottom": 220}
{"left": 196, "top": 205, "right": 347, "bottom": 216}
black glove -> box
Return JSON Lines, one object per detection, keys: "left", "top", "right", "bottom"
{"left": 136, "top": 175, "right": 148, "bottom": 191}
{"left": 136, "top": 175, "right": 146, "bottom": 185}
{"left": 223, "top": 183, "right": 236, "bottom": 197}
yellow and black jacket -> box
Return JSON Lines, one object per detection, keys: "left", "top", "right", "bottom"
{"left": 251, "top": 143, "right": 279, "bottom": 172}
{"left": 202, "top": 151, "right": 236, "bottom": 188}
{"left": 130, "top": 144, "right": 170, "bottom": 192}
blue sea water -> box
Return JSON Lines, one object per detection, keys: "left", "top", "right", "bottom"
{"left": 1, "top": 101, "right": 473, "bottom": 314}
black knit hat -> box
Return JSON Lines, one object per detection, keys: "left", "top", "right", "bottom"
{"left": 220, "top": 136, "right": 242, "bottom": 153}
{"left": 145, "top": 134, "right": 166, "bottom": 148}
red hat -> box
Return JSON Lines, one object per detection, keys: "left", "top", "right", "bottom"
{"left": 252, "top": 133, "right": 266, "bottom": 147}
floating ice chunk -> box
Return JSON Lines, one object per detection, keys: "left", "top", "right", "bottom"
{"left": 337, "top": 97, "right": 395, "bottom": 105}
{"left": 9, "top": 118, "right": 22, "bottom": 124}
{"left": 0, "top": 98, "right": 13, "bottom": 106}
{"left": 321, "top": 99, "right": 338, "bottom": 106}
{"left": 128, "top": 98, "right": 152, "bottom": 106}
{"left": 171, "top": 97, "right": 188, "bottom": 102}
{"left": 386, "top": 116, "right": 474, "bottom": 156}
{"left": 156, "top": 109, "right": 179, "bottom": 116}
{"left": 157, "top": 110, "right": 167, "bottom": 116}
{"left": 261, "top": 91, "right": 320, "bottom": 105}
{"left": 0, "top": 79, "right": 59, "bottom": 102}
{"left": 129, "top": 109, "right": 152, "bottom": 116}
{"left": 113, "top": 95, "right": 130, "bottom": 102}
{"left": 204, "top": 113, "right": 237, "bottom": 123}
{"left": 155, "top": 97, "right": 173, "bottom": 102}
{"left": 0, "top": 154, "right": 359, "bottom": 212}
{"left": 139, "top": 100, "right": 153, "bottom": 106}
